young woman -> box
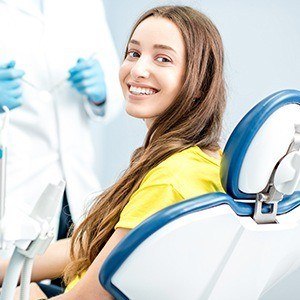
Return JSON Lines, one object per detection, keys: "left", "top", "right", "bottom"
{"left": 5, "top": 5, "right": 226, "bottom": 299}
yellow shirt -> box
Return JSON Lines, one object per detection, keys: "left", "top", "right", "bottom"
{"left": 66, "top": 146, "right": 223, "bottom": 292}
{"left": 65, "top": 272, "right": 86, "bottom": 292}
{"left": 115, "top": 146, "right": 223, "bottom": 229}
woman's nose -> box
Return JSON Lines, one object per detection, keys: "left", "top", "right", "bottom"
{"left": 130, "top": 58, "right": 150, "bottom": 80}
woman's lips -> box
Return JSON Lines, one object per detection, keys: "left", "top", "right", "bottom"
{"left": 127, "top": 83, "right": 160, "bottom": 93}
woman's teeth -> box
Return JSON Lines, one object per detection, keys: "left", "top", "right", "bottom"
{"left": 129, "top": 85, "right": 157, "bottom": 95}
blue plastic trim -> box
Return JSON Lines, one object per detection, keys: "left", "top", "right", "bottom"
{"left": 100, "top": 191, "right": 300, "bottom": 299}
{"left": 221, "top": 89, "right": 300, "bottom": 199}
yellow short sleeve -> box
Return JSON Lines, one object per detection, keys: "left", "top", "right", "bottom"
{"left": 115, "top": 184, "right": 183, "bottom": 229}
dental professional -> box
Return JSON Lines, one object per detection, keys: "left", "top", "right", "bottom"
{"left": 0, "top": 0, "right": 122, "bottom": 237}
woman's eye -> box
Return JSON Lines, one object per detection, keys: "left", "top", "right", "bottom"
{"left": 127, "top": 51, "right": 140, "bottom": 58}
{"left": 156, "top": 56, "right": 171, "bottom": 63}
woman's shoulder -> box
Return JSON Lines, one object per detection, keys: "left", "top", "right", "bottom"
{"left": 159, "top": 146, "right": 221, "bottom": 174}
{"left": 141, "top": 146, "right": 222, "bottom": 188}
{"left": 164, "top": 146, "right": 221, "bottom": 166}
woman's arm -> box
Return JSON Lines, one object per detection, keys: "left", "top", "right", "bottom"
{"left": 52, "top": 228, "right": 130, "bottom": 300}
{"left": 31, "top": 237, "right": 72, "bottom": 282}
{"left": 0, "top": 238, "right": 71, "bottom": 285}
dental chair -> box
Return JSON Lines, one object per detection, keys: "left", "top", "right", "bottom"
{"left": 99, "top": 89, "right": 300, "bottom": 300}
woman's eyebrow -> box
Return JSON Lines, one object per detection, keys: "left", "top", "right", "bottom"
{"left": 153, "top": 44, "right": 177, "bottom": 54}
{"left": 129, "top": 39, "right": 177, "bottom": 54}
{"left": 129, "top": 39, "right": 140, "bottom": 45}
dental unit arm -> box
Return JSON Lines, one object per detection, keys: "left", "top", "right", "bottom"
{"left": 0, "top": 107, "right": 66, "bottom": 300}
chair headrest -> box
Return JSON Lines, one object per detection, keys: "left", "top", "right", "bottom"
{"left": 221, "top": 89, "right": 300, "bottom": 200}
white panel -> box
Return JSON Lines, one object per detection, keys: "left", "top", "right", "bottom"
{"left": 111, "top": 205, "right": 300, "bottom": 300}
{"left": 112, "top": 205, "right": 242, "bottom": 300}
{"left": 239, "top": 104, "right": 300, "bottom": 193}
{"left": 209, "top": 207, "right": 300, "bottom": 300}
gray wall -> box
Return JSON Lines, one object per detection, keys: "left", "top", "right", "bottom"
{"left": 98, "top": 0, "right": 300, "bottom": 188}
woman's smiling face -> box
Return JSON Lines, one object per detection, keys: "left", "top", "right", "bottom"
{"left": 119, "top": 16, "right": 186, "bottom": 128}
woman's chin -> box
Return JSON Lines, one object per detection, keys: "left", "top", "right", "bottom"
{"left": 125, "top": 105, "right": 151, "bottom": 119}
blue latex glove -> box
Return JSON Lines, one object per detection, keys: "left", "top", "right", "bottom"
{"left": 68, "top": 58, "right": 106, "bottom": 104}
{"left": 0, "top": 61, "right": 25, "bottom": 113}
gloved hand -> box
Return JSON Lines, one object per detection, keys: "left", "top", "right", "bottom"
{"left": 68, "top": 58, "right": 106, "bottom": 104}
{"left": 0, "top": 61, "right": 25, "bottom": 113}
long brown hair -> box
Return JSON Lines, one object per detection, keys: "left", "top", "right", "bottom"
{"left": 64, "top": 5, "right": 226, "bottom": 284}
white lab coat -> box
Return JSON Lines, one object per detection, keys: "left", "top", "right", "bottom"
{"left": 0, "top": 0, "right": 122, "bottom": 230}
